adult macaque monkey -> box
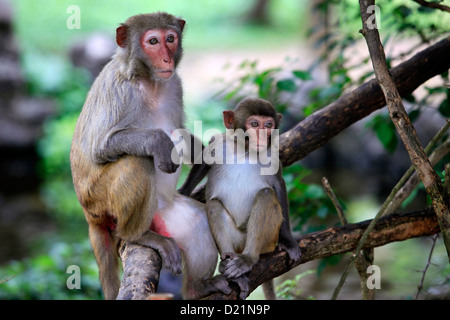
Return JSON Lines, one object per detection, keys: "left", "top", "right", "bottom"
{"left": 70, "top": 12, "right": 229, "bottom": 300}
{"left": 205, "top": 98, "right": 301, "bottom": 299}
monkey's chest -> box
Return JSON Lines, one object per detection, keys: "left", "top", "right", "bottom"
{"left": 209, "top": 164, "right": 270, "bottom": 223}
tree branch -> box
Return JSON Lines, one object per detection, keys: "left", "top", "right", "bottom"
{"left": 117, "top": 241, "right": 162, "bottom": 300}
{"left": 117, "top": 209, "right": 438, "bottom": 300}
{"left": 359, "top": 0, "right": 450, "bottom": 260}
{"left": 413, "top": 0, "right": 450, "bottom": 13}
{"left": 205, "top": 208, "right": 439, "bottom": 299}
{"left": 279, "top": 36, "right": 450, "bottom": 167}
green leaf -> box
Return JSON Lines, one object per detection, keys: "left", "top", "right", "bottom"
{"left": 304, "top": 184, "right": 324, "bottom": 199}
{"left": 293, "top": 70, "right": 312, "bottom": 80}
{"left": 276, "top": 79, "right": 297, "bottom": 92}
{"left": 375, "top": 120, "right": 398, "bottom": 153}
{"left": 367, "top": 114, "right": 398, "bottom": 153}
{"left": 438, "top": 93, "right": 450, "bottom": 117}
{"left": 408, "top": 109, "right": 420, "bottom": 122}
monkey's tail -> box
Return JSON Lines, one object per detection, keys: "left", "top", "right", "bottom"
{"left": 262, "top": 280, "right": 276, "bottom": 300}
{"left": 89, "top": 224, "right": 121, "bottom": 300}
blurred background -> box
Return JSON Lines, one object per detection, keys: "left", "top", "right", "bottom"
{"left": 0, "top": 0, "right": 448, "bottom": 300}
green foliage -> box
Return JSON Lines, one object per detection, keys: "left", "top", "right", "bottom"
{"left": 0, "top": 239, "right": 101, "bottom": 300}
{"left": 30, "top": 54, "right": 89, "bottom": 226}
{"left": 276, "top": 269, "right": 315, "bottom": 300}
{"left": 13, "top": 0, "right": 305, "bottom": 52}
{"left": 365, "top": 114, "right": 398, "bottom": 153}
{"left": 215, "top": 59, "right": 313, "bottom": 115}
{"left": 284, "top": 165, "right": 337, "bottom": 232}
{"left": 310, "top": 0, "right": 450, "bottom": 154}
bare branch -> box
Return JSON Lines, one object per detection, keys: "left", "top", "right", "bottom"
{"left": 205, "top": 208, "right": 439, "bottom": 299}
{"left": 359, "top": 0, "right": 450, "bottom": 260}
{"left": 413, "top": 0, "right": 450, "bottom": 13}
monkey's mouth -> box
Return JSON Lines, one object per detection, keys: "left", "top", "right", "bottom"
{"left": 155, "top": 69, "right": 174, "bottom": 79}
{"left": 249, "top": 142, "right": 268, "bottom": 152}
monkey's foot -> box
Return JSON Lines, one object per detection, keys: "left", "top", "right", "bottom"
{"left": 207, "top": 275, "right": 232, "bottom": 296}
{"left": 230, "top": 276, "right": 250, "bottom": 300}
{"left": 219, "top": 252, "right": 254, "bottom": 279}
{"left": 277, "top": 241, "right": 302, "bottom": 266}
{"left": 184, "top": 275, "right": 231, "bottom": 299}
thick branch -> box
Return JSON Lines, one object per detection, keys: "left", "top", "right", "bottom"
{"left": 117, "top": 241, "right": 162, "bottom": 300}
{"left": 279, "top": 36, "right": 450, "bottom": 167}
{"left": 206, "top": 208, "right": 439, "bottom": 299}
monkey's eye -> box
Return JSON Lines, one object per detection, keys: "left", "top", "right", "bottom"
{"left": 167, "top": 35, "right": 175, "bottom": 43}
{"left": 251, "top": 121, "right": 259, "bottom": 128}
{"left": 149, "top": 38, "right": 158, "bottom": 45}
{"left": 265, "top": 122, "right": 273, "bottom": 128}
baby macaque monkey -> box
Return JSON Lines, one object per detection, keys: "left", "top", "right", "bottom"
{"left": 205, "top": 98, "right": 301, "bottom": 299}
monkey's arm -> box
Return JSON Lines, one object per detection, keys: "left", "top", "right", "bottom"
{"left": 95, "top": 128, "right": 179, "bottom": 173}
{"left": 178, "top": 163, "right": 210, "bottom": 197}
{"left": 274, "top": 173, "right": 302, "bottom": 263}
{"left": 178, "top": 133, "right": 212, "bottom": 197}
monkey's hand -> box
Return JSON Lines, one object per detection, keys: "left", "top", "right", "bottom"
{"left": 277, "top": 239, "right": 301, "bottom": 266}
{"left": 219, "top": 252, "right": 255, "bottom": 279}
{"left": 158, "top": 160, "right": 179, "bottom": 174}
{"left": 154, "top": 130, "right": 180, "bottom": 174}
{"left": 151, "top": 236, "right": 182, "bottom": 275}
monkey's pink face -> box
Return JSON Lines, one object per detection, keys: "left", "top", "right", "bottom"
{"left": 140, "top": 29, "right": 179, "bottom": 80}
{"left": 245, "top": 116, "right": 275, "bottom": 151}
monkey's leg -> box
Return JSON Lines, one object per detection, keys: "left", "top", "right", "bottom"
{"left": 206, "top": 199, "right": 245, "bottom": 254}
{"left": 107, "top": 156, "right": 182, "bottom": 275}
{"left": 221, "top": 188, "right": 282, "bottom": 279}
{"left": 88, "top": 221, "right": 121, "bottom": 300}
{"left": 164, "top": 195, "right": 231, "bottom": 299}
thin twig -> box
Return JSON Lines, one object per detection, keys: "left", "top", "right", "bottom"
{"left": 385, "top": 123, "right": 450, "bottom": 215}
{"left": 415, "top": 234, "right": 439, "bottom": 300}
{"left": 322, "top": 177, "right": 347, "bottom": 225}
{"left": 322, "top": 177, "right": 374, "bottom": 299}
{"left": 0, "top": 275, "right": 15, "bottom": 284}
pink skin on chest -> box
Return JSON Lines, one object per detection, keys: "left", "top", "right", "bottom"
{"left": 150, "top": 213, "right": 172, "bottom": 237}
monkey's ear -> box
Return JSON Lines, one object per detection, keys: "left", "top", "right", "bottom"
{"left": 223, "top": 111, "right": 235, "bottom": 129}
{"left": 277, "top": 113, "right": 283, "bottom": 124}
{"left": 178, "top": 19, "right": 186, "bottom": 32}
{"left": 116, "top": 25, "right": 128, "bottom": 48}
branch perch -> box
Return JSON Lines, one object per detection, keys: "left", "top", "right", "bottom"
{"left": 206, "top": 208, "right": 438, "bottom": 299}
{"left": 116, "top": 208, "right": 439, "bottom": 300}
{"left": 117, "top": 241, "right": 162, "bottom": 300}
